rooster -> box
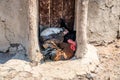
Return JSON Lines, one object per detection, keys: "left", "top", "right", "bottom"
{"left": 41, "top": 39, "right": 76, "bottom": 61}
{"left": 53, "top": 39, "right": 76, "bottom": 61}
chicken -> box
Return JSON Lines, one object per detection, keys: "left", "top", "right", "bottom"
{"left": 53, "top": 43, "right": 75, "bottom": 61}
{"left": 63, "top": 31, "right": 76, "bottom": 43}
{"left": 41, "top": 39, "right": 76, "bottom": 61}
{"left": 59, "top": 18, "right": 76, "bottom": 43}
{"left": 39, "top": 18, "right": 76, "bottom": 61}
{"left": 40, "top": 27, "right": 68, "bottom": 44}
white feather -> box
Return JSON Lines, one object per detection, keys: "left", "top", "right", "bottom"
{"left": 40, "top": 27, "right": 63, "bottom": 36}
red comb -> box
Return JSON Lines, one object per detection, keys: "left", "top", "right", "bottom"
{"left": 67, "top": 39, "right": 76, "bottom": 46}
{"left": 70, "top": 45, "right": 76, "bottom": 51}
{"left": 67, "top": 39, "right": 76, "bottom": 51}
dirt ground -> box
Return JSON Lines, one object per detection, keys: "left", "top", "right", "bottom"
{"left": 0, "top": 39, "right": 120, "bottom": 80}
{"left": 94, "top": 39, "right": 120, "bottom": 80}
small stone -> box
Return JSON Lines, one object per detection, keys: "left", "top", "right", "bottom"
{"left": 17, "top": 44, "right": 24, "bottom": 51}
{"left": 115, "top": 45, "right": 120, "bottom": 48}
{"left": 86, "top": 73, "right": 93, "bottom": 80}
{"left": 8, "top": 46, "right": 17, "bottom": 54}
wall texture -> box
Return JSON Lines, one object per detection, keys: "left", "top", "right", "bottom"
{"left": 88, "top": 0, "right": 120, "bottom": 45}
{"left": 0, "top": 0, "right": 29, "bottom": 51}
{"left": 0, "top": 0, "right": 120, "bottom": 51}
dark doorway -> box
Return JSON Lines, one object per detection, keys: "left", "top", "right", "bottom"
{"left": 39, "top": 0, "right": 75, "bottom": 31}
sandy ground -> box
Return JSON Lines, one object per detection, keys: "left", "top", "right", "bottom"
{"left": 94, "top": 39, "right": 120, "bottom": 80}
{"left": 0, "top": 39, "right": 120, "bottom": 80}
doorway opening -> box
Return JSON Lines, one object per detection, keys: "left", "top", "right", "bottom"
{"left": 39, "top": 0, "right": 76, "bottom": 61}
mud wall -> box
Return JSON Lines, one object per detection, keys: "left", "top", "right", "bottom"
{"left": 0, "top": 0, "right": 29, "bottom": 51}
{"left": 0, "top": 0, "right": 120, "bottom": 51}
{"left": 88, "top": 0, "right": 120, "bottom": 45}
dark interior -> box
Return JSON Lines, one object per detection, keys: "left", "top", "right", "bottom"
{"left": 39, "top": 0, "right": 75, "bottom": 30}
